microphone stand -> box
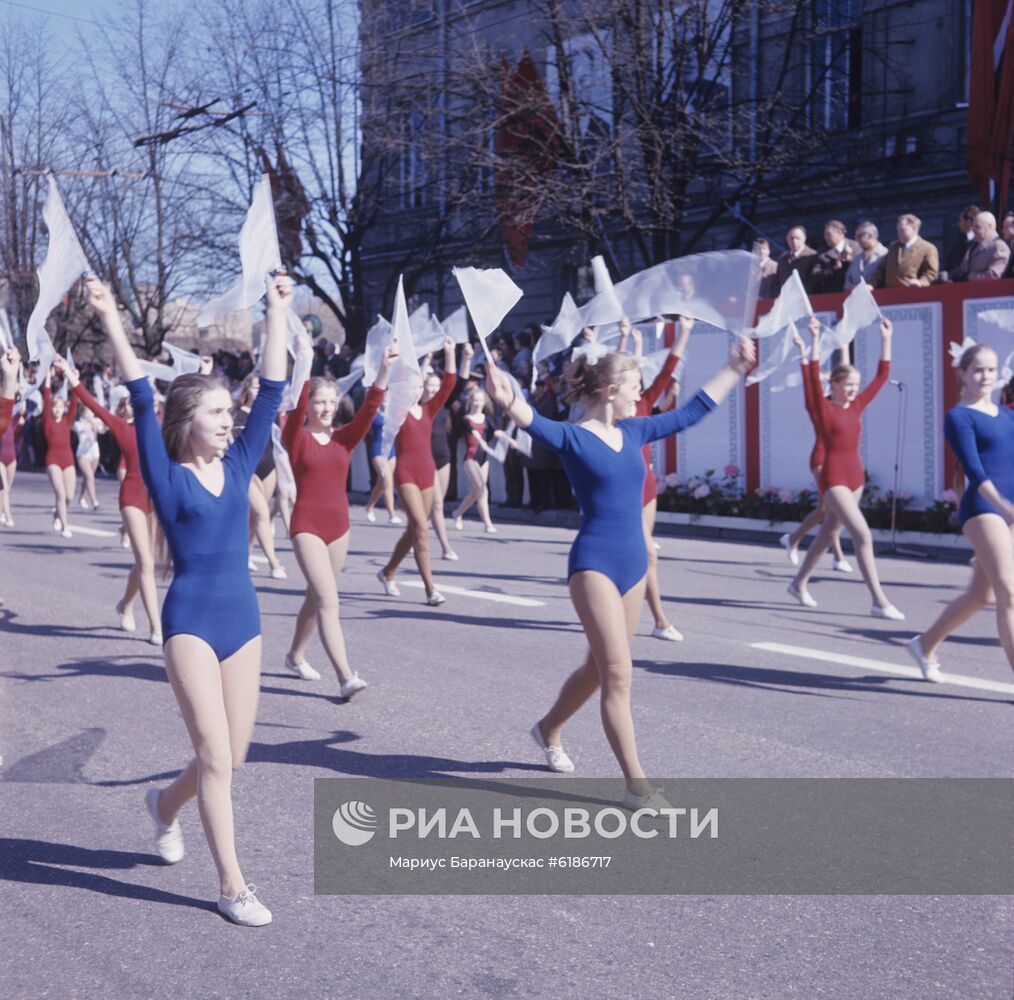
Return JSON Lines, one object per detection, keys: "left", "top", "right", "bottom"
{"left": 886, "top": 379, "right": 927, "bottom": 558}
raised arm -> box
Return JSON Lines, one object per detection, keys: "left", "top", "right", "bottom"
{"left": 458, "top": 342, "right": 474, "bottom": 380}
{"left": 55, "top": 355, "right": 125, "bottom": 440}
{"left": 259, "top": 272, "right": 290, "bottom": 382}
{"left": 425, "top": 337, "right": 458, "bottom": 415}
{"left": 84, "top": 278, "right": 144, "bottom": 382}
{"left": 855, "top": 318, "right": 891, "bottom": 409}
{"left": 282, "top": 380, "right": 310, "bottom": 455}
{"left": 334, "top": 344, "right": 397, "bottom": 447}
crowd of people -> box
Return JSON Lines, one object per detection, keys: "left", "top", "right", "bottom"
{"left": 754, "top": 205, "right": 1014, "bottom": 298}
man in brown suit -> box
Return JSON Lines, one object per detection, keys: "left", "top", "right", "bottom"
{"left": 871, "top": 214, "right": 939, "bottom": 288}
{"left": 776, "top": 226, "right": 818, "bottom": 291}
{"left": 945, "top": 211, "right": 1011, "bottom": 281}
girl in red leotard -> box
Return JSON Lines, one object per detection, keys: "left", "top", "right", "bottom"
{"left": 778, "top": 327, "right": 850, "bottom": 573}
{"left": 42, "top": 371, "right": 76, "bottom": 538}
{"left": 54, "top": 354, "right": 162, "bottom": 643}
{"left": 789, "top": 315, "right": 903, "bottom": 618}
{"left": 282, "top": 339, "right": 397, "bottom": 694}
{"left": 378, "top": 336, "right": 457, "bottom": 605}
{"left": 0, "top": 347, "right": 17, "bottom": 437}
{"left": 0, "top": 384, "right": 21, "bottom": 527}
{"left": 451, "top": 385, "right": 501, "bottom": 533}
{"left": 623, "top": 315, "right": 692, "bottom": 643}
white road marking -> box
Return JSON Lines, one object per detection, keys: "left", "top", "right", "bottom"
{"left": 751, "top": 641, "right": 1014, "bottom": 696}
{"left": 64, "top": 525, "right": 118, "bottom": 538}
{"left": 398, "top": 581, "right": 545, "bottom": 607}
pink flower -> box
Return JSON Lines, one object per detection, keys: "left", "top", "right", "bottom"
{"left": 723, "top": 464, "right": 740, "bottom": 477}
{"left": 663, "top": 473, "right": 680, "bottom": 489}
{"left": 692, "top": 483, "right": 711, "bottom": 499}
{"left": 778, "top": 489, "right": 793, "bottom": 503}
{"left": 687, "top": 477, "right": 702, "bottom": 489}
{"left": 939, "top": 489, "right": 958, "bottom": 505}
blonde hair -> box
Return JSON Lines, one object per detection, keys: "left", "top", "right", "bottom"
{"left": 236, "top": 372, "right": 260, "bottom": 409}
{"left": 308, "top": 376, "right": 337, "bottom": 400}
{"left": 829, "top": 362, "right": 859, "bottom": 384}
{"left": 564, "top": 352, "right": 639, "bottom": 405}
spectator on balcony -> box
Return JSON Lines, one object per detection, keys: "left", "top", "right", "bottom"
{"left": 1002, "top": 211, "right": 1014, "bottom": 277}
{"left": 942, "top": 204, "right": 980, "bottom": 273}
{"left": 872, "top": 214, "right": 939, "bottom": 288}
{"left": 844, "top": 221, "right": 887, "bottom": 289}
{"left": 945, "top": 211, "right": 1010, "bottom": 282}
{"left": 753, "top": 238, "right": 779, "bottom": 298}
{"left": 776, "top": 226, "right": 817, "bottom": 292}
{"left": 811, "top": 220, "right": 860, "bottom": 294}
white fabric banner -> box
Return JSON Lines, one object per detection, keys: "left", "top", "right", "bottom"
{"left": 441, "top": 305, "right": 470, "bottom": 345}
{"left": 453, "top": 266, "right": 523, "bottom": 364}
{"left": 533, "top": 293, "right": 582, "bottom": 369}
{"left": 363, "top": 316, "right": 392, "bottom": 388}
{"left": 381, "top": 276, "right": 421, "bottom": 458}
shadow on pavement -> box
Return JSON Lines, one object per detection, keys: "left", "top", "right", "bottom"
{"left": 0, "top": 837, "right": 215, "bottom": 912}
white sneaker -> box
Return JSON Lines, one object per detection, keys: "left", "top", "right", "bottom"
{"left": 270, "top": 565, "right": 287, "bottom": 580}
{"left": 0, "top": 512, "right": 8, "bottom": 526}
{"left": 284, "top": 654, "right": 321, "bottom": 681}
{"left": 426, "top": 590, "right": 447, "bottom": 606}
{"left": 52, "top": 517, "right": 62, "bottom": 533}
{"left": 872, "top": 604, "right": 905, "bottom": 621}
{"left": 622, "top": 788, "right": 672, "bottom": 811}
{"left": 60, "top": 527, "right": 73, "bottom": 539}
{"left": 442, "top": 550, "right": 459, "bottom": 561}
{"left": 377, "top": 569, "right": 400, "bottom": 597}
{"left": 248, "top": 557, "right": 258, "bottom": 572}
{"left": 145, "top": 788, "right": 184, "bottom": 864}
{"left": 652, "top": 541, "right": 661, "bottom": 552}
{"left": 389, "top": 514, "right": 403, "bottom": 525}
{"left": 217, "top": 884, "right": 272, "bottom": 927}
{"left": 148, "top": 633, "right": 163, "bottom": 647}
{"left": 787, "top": 583, "right": 817, "bottom": 608}
{"left": 339, "top": 672, "right": 368, "bottom": 698}
{"left": 484, "top": 525, "right": 498, "bottom": 534}
{"left": 651, "top": 624, "right": 684, "bottom": 642}
{"left": 366, "top": 508, "right": 376, "bottom": 522}
{"left": 453, "top": 515, "right": 463, "bottom": 531}
{"left": 779, "top": 533, "right": 800, "bottom": 567}
{"left": 904, "top": 636, "right": 942, "bottom": 683}
{"left": 116, "top": 601, "right": 136, "bottom": 633}
{"left": 832, "top": 558, "right": 854, "bottom": 573}
{"left": 530, "top": 722, "right": 574, "bottom": 773}
{"left": 120, "top": 531, "right": 130, "bottom": 549}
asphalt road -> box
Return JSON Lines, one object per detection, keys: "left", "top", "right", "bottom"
{"left": 2, "top": 471, "right": 1012, "bottom": 999}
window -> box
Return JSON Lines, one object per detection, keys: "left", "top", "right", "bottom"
{"left": 545, "top": 31, "right": 614, "bottom": 137}
{"left": 810, "top": 0, "right": 863, "bottom": 131}
{"left": 399, "top": 112, "right": 428, "bottom": 209}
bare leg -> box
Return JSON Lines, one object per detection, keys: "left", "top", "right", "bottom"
{"left": 788, "top": 501, "right": 826, "bottom": 550}
{"left": 540, "top": 571, "right": 650, "bottom": 794}
{"left": 918, "top": 559, "right": 995, "bottom": 661}
{"left": 475, "top": 463, "right": 494, "bottom": 530}
{"left": 248, "top": 478, "right": 282, "bottom": 572}
{"left": 429, "top": 463, "right": 454, "bottom": 555}
{"left": 158, "top": 634, "right": 262, "bottom": 897}
{"left": 641, "top": 500, "right": 672, "bottom": 630}
{"left": 0, "top": 460, "right": 14, "bottom": 521}
{"left": 78, "top": 456, "right": 99, "bottom": 507}
{"left": 120, "top": 506, "right": 160, "bottom": 636}
{"left": 290, "top": 532, "right": 355, "bottom": 683}
{"left": 383, "top": 483, "right": 437, "bottom": 595}
{"left": 47, "top": 465, "right": 69, "bottom": 530}
{"left": 962, "top": 514, "right": 1014, "bottom": 671}
{"left": 452, "top": 459, "right": 484, "bottom": 522}
{"left": 823, "top": 486, "right": 892, "bottom": 608}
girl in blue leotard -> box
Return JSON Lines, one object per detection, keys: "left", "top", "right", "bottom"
{"left": 907, "top": 343, "right": 1014, "bottom": 681}
{"left": 486, "top": 336, "right": 755, "bottom": 809}
{"left": 86, "top": 273, "right": 291, "bottom": 927}
{"left": 365, "top": 402, "right": 401, "bottom": 524}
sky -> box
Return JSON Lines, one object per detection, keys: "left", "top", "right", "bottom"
{"left": 0, "top": 0, "right": 113, "bottom": 45}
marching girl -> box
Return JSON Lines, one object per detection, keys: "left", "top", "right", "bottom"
{"left": 281, "top": 337, "right": 398, "bottom": 693}
{"left": 788, "top": 315, "right": 904, "bottom": 619}
{"left": 0, "top": 346, "right": 18, "bottom": 434}
{"left": 54, "top": 355, "right": 161, "bottom": 644}
{"left": 364, "top": 401, "right": 401, "bottom": 524}
{"left": 906, "top": 344, "right": 1014, "bottom": 681}
{"left": 429, "top": 342, "right": 473, "bottom": 560}
{"left": 42, "top": 372, "right": 76, "bottom": 538}
{"left": 486, "top": 336, "right": 754, "bottom": 808}
{"left": 87, "top": 272, "right": 290, "bottom": 927}
{"left": 0, "top": 385, "right": 21, "bottom": 526}
{"left": 778, "top": 327, "right": 850, "bottom": 573}
{"left": 377, "top": 337, "right": 458, "bottom": 605}
{"left": 73, "top": 405, "right": 102, "bottom": 511}
{"left": 451, "top": 383, "right": 501, "bottom": 534}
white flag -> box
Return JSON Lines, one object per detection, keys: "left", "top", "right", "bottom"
{"left": 381, "top": 276, "right": 421, "bottom": 458}
{"left": 26, "top": 175, "right": 92, "bottom": 381}
{"left": 336, "top": 356, "right": 366, "bottom": 397}
{"left": 137, "top": 359, "right": 178, "bottom": 382}
{"left": 534, "top": 293, "right": 583, "bottom": 369}
{"left": 0, "top": 308, "right": 12, "bottom": 350}
{"left": 198, "top": 175, "right": 281, "bottom": 326}
{"left": 453, "top": 266, "right": 523, "bottom": 365}
{"left": 589, "top": 256, "right": 624, "bottom": 326}
{"left": 825, "top": 279, "right": 881, "bottom": 359}
{"left": 415, "top": 314, "right": 447, "bottom": 358}
{"left": 162, "top": 341, "right": 202, "bottom": 376}
{"left": 362, "top": 315, "right": 392, "bottom": 388}
{"left": 441, "top": 306, "right": 470, "bottom": 345}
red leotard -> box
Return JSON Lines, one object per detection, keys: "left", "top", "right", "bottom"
{"left": 464, "top": 414, "right": 487, "bottom": 461}
{"left": 799, "top": 359, "right": 827, "bottom": 473}
{"left": 42, "top": 386, "right": 75, "bottom": 470}
{"left": 394, "top": 371, "right": 456, "bottom": 489}
{"left": 0, "top": 407, "right": 15, "bottom": 463}
{"left": 805, "top": 358, "right": 889, "bottom": 493}
{"left": 284, "top": 382, "right": 385, "bottom": 544}
{"left": 72, "top": 383, "right": 152, "bottom": 512}
{"left": 0, "top": 397, "right": 12, "bottom": 437}
{"left": 635, "top": 352, "right": 680, "bottom": 506}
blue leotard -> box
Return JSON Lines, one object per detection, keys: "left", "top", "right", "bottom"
{"left": 368, "top": 411, "right": 396, "bottom": 460}
{"left": 943, "top": 404, "right": 1014, "bottom": 525}
{"left": 526, "top": 390, "right": 717, "bottom": 594}
{"left": 128, "top": 375, "right": 285, "bottom": 659}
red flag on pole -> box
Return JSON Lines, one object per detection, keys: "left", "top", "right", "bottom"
{"left": 967, "top": 0, "right": 1014, "bottom": 208}
{"left": 495, "top": 50, "right": 560, "bottom": 270}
